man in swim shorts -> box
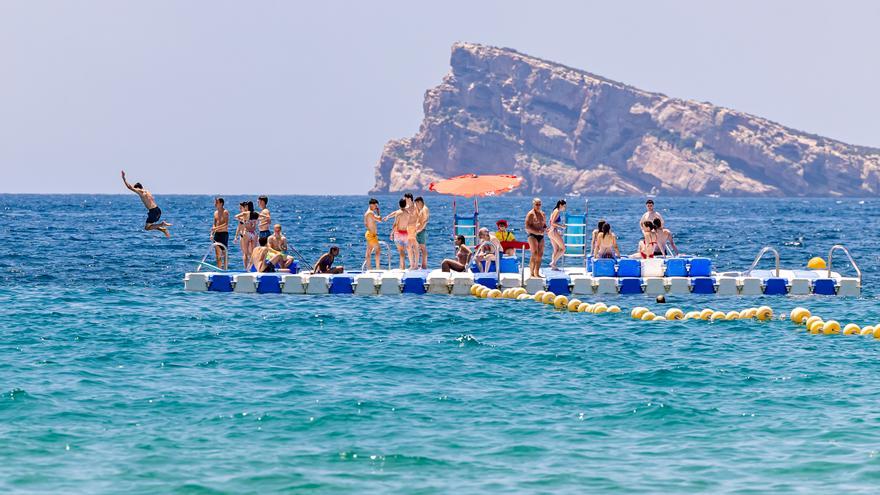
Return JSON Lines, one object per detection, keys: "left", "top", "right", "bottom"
{"left": 384, "top": 198, "right": 412, "bottom": 270}
{"left": 210, "top": 197, "right": 229, "bottom": 269}
{"left": 258, "top": 195, "right": 271, "bottom": 239}
{"left": 415, "top": 196, "right": 429, "bottom": 269}
{"left": 267, "top": 223, "right": 288, "bottom": 253}
{"left": 525, "top": 198, "right": 547, "bottom": 278}
{"left": 313, "top": 246, "right": 344, "bottom": 274}
{"left": 121, "top": 170, "right": 172, "bottom": 238}
{"left": 363, "top": 198, "right": 382, "bottom": 270}
{"left": 639, "top": 199, "right": 663, "bottom": 237}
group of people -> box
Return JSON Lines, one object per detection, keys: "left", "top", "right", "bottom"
{"left": 123, "top": 171, "right": 678, "bottom": 279}
{"left": 441, "top": 197, "right": 680, "bottom": 277}
{"left": 363, "top": 194, "right": 430, "bottom": 271}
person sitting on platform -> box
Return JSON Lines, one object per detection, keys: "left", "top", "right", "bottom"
{"left": 652, "top": 217, "right": 679, "bottom": 256}
{"left": 638, "top": 221, "right": 661, "bottom": 259}
{"left": 494, "top": 219, "right": 528, "bottom": 256}
{"left": 590, "top": 219, "right": 606, "bottom": 259}
{"left": 593, "top": 222, "right": 620, "bottom": 259}
{"left": 441, "top": 235, "right": 472, "bottom": 272}
{"left": 250, "top": 236, "right": 275, "bottom": 273}
{"left": 474, "top": 227, "right": 502, "bottom": 272}
{"left": 314, "top": 246, "right": 344, "bottom": 274}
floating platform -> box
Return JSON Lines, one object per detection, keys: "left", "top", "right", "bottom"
{"left": 183, "top": 255, "right": 860, "bottom": 297}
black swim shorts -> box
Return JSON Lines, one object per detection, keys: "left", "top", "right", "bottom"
{"left": 213, "top": 231, "right": 229, "bottom": 247}
{"left": 259, "top": 230, "right": 271, "bottom": 239}
{"left": 146, "top": 207, "right": 161, "bottom": 225}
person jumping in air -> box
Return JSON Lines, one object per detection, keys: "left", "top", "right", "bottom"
{"left": 121, "top": 170, "right": 172, "bottom": 238}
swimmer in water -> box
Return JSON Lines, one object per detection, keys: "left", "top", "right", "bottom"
{"left": 524, "top": 198, "right": 547, "bottom": 278}
{"left": 121, "top": 170, "right": 172, "bottom": 238}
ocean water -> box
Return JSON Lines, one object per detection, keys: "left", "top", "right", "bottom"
{"left": 1, "top": 194, "right": 879, "bottom": 494}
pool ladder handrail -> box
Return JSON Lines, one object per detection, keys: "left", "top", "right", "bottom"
{"left": 197, "top": 242, "right": 228, "bottom": 272}
{"left": 361, "top": 240, "right": 392, "bottom": 271}
{"left": 744, "top": 246, "right": 780, "bottom": 278}
{"left": 827, "top": 244, "right": 861, "bottom": 284}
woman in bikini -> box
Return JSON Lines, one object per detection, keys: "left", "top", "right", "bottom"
{"left": 547, "top": 199, "right": 567, "bottom": 271}
{"left": 594, "top": 222, "right": 620, "bottom": 259}
{"left": 441, "top": 235, "right": 472, "bottom": 272}
{"left": 590, "top": 219, "right": 606, "bottom": 259}
{"left": 638, "top": 220, "right": 660, "bottom": 259}
{"left": 524, "top": 198, "right": 547, "bottom": 278}
{"left": 233, "top": 201, "right": 257, "bottom": 269}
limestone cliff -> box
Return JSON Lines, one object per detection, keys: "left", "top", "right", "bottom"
{"left": 372, "top": 42, "right": 880, "bottom": 196}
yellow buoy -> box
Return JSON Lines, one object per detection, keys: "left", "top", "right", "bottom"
{"left": 725, "top": 311, "right": 741, "bottom": 320}
{"left": 501, "top": 288, "right": 511, "bottom": 299}
{"left": 541, "top": 292, "right": 556, "bottom": 305}
{"left": 533, "top": 290, "right": 546, "bottom": 300}
{"left": 699, "top": 309, "right": 714, "bottom": 320}
{"left": 710, "top": 311, "right": 726, "bottom": 321}
{"left": 553, "top": 295, "right": 569, "bottom": 309}
{"left": 652, "top": 315, "right": 667, "bottom": 321}
{"left": 517, "top": 294, "right": 531, "bottom": 301}
{"left": 843, "top": 323, "right": 861, "bottom": 336}
{"left": 577, "top": 303, "right": 590, "bottom": 313}
{"left": 515, "top": 288, "right": 527, "bottom": 297}
{"left": 859, "top": 325, "right": 875, "bottom": 336}
{"left": 470, "top": 285, "right": 482, "bottom": 296}
{"left": 479, "top": 287, "right": 491, "bottom": 298}
{"left": 488, "top": 289, "right": 502, "bottom": 299}
{"left": 822, "top": 320, "right": 841, "bottom": 335}
{"left": 873, "top": 326, "right": 880, "bottom": 339}
{"left": 790, "top": 307, "right": 811, "bottom": 324}
{"left": 592, "top": 303, "right": 608, "bottom": 314}
{"left": 805, "top": 316, "right": 823, "bottom": 329}
{"left": 608, "top": 305, "right": 621, "bottom": 313}
{"left": 631, "top": 307, "right": 649, "bottom": 319}
{"left": 684, "top": 311, "right": 700, "bottom": 320}
{"left": 756, "top": 306, "right": 773, "bottom": 321}
{"left": 665, "top": 308, "right": 684, "bottom": 320}
{"left": 567, "top": 299, "right": 582, "bottom": 312}
{"left": 641, "top": 311, "right": 656, "bottom": 321}
{"left": 740, "top": 308, "right": 756, "bottom": 319}
{"left": 807, "top": 257, "right": 827, "bottom": 270}
{"left": 807, "top": 319, "right": 825, "bottom": 334}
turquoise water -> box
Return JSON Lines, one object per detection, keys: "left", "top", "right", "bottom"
{"left": 1, "top": 194, "right": 879, "bottom": 493}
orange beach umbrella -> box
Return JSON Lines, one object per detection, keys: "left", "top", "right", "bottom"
{"left": 428, "top": 174, "right": 522, "bottom": 198}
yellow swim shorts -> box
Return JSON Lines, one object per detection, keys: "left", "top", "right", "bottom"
{"left": 365, "top": 230, "right": 379, "bottom": 245}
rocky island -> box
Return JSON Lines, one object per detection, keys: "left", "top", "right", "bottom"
{"left": 372, "top": 42, "right": 880, "bottom": 196}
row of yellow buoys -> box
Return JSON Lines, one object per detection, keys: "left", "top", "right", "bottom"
{"left": 468, "top": 285, "right": 621, "bottom": 314}
{"left": 629, "top": 305, "right": 774, "bottom": 322}
{"left": 789, "top": 307, "right": 880, "bottom": 337}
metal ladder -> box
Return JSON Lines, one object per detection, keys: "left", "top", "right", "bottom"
{"left": 827, "top": 244, "right": 862, "bottom": 283}
{"left": 744, "top": 246, "right": 781, "bottom": 277}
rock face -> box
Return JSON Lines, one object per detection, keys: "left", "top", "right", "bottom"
{"left": 372, "top": 42, "right": 880, "bottom": 196}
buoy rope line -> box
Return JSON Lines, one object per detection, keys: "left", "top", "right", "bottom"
{"left": 469, "top": 286, "right": 879, "bottom": 338}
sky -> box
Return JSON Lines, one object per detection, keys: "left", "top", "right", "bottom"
{"left": 2, "top": 0, "right": 879, "bottom": 194}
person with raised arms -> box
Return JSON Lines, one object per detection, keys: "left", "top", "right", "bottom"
{"left": 121, "top": 170, "right": 172, "bottom": 238}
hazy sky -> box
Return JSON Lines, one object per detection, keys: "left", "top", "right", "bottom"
{"left": 2, "top": 1, "right": 879, "bottom": 194}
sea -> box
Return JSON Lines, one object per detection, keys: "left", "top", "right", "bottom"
{"left": 1, "top": 194, "right": 879, "bottom": 494}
